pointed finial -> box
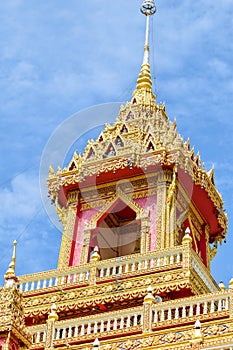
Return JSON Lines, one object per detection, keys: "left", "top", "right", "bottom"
{"left": 5, "top": 240, "right": 17, "bottom": 282}
{"left": 49, "top": 164, "right": 55, "bottom": 176}
{"left": 93, "top": 338, "right": 100, "bottom": 349}
{"left": 141, "top": 0, "right": 156, "bottom": 16}
{"left": 182, "top": 227, "right": 192, "bottom": 245}
{"left": 132, "top": 0, "right": 156, "bottom": 105}
{"left": 207, "top": 165, "right": 215, "bottom": 185}
{"left": 140, "top": 0, "right": 156, "bottom": 66}
{"left": 90, "top": 246, "right": 101, "bottom": 262}
{"left": 48, "top": 303, "right": 59, "bottom": 322}
{"left": 218, "top": 281, "right": 226, "bottom": 291}
{"left": 195, "top": 319, "right": 201, "bottom": 329}
{"left": 229, "top": 278, "right": 233, "bottom": 290}
{"left": 144, "top": 285, "right": 155, "bottom": 304}
{"left": 191, "top": 319, "right": 204, "bottom": 343}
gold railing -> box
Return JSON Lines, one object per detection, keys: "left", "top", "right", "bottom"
{"left": 18, "top": 246, "right": 183, "bottom": 292}
{"left": 191, "top": 250, "right": 218, "bottom": 292}
{"left": 151, "top": 290, "right": 230, "bottom": 326}
{"left": 18, "top": 243, "right": 219, "bottom": 294}
{"left": 29, "top": 306, "right": 143, "bottom": 346}
{"left": 28, "top": 290, "right": 231, "bottom": 347}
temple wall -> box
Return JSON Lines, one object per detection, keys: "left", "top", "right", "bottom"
{"left": 70, "top": 207, "right": 99, "bottom": 266}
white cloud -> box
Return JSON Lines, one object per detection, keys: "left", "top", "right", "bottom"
{"left": 0, "top": 171, "right": 60, "bottom": 284}
{"left": 0, "top": 172, "right": 40, "bottom": 223}
{"left": 208, "top": 58, "right": 231, "bottom": 78}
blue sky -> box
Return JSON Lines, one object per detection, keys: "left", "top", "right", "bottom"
{"left": 0, "top": 0, "right": 232, "bottom": 286}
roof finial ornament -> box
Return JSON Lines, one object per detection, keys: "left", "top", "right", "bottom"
{"left": 141, "top": 0, "right": 156, "bottom": 15}
{"left": 4, "top": 240, "right": 18, "bottom": 287}
{"left": 132, "top": 0, "right": 157, "bottom": 106}
{"left": 141, "top": 0, "right": 156, "bottom": 62}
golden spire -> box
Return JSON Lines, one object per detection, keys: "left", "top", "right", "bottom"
{"left": 143, "top": 286, "right": 155, "bottom": 304}
{"left": 132, "top": 0, "right": 156, "bottom": 105}
{"left": 48, "top": 303, "right": 59, "bottom": 322}
{"left": 93, "top": 338, "right": 100, "bottom": 349}
{"left": 90, "top": 246, "right": 101, "bottom": 262}
{"left": 4, "top": 240, "right": 17, "bottom": 281}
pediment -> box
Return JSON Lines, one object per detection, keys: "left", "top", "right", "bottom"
{"left": 89, "top": 187, "right": 144, "bottom": 229}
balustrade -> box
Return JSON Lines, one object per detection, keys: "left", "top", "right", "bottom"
{"left": 53, "top": 311, "right": 142, "bottom": 340}
{"left": 19, "top": 248, "right": 183, "bottom": 292}
{"left": 29, "top": 291, "right": 231, "bottom": 345}
{"left": 96, "top": 249, "right": 182, "bottom": 280}
{"left": 192, "top": 253, "right": 218, "bottom": 293}
{"left": 19, "top": 268, "right": 90, "bottom": 292}
{"left": 30, "top": 308, "right": 143, "bottom": 344}
{"left": 31, "top": 328, "right": 46, "bottom": 344}
{"left": 152, "top": 292, "right": 230, "bottom": 325}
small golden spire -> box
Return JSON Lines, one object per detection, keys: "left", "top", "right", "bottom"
{"left": 48, "top": 303, "right": 59, "bottom": 322}
{"left": 218, "top": 281, "right": 226, "bottom": 291}
{"left": 49, "top": 164, "right": 55, "bottom": 176}
{"left": 182, "top": 227, "right": 192, "bottom": 245}
{"left": 144, "top": 286, "right": 155, "bottom": 304}
{"left": 90, "top": 246, "right": 101, "bottom": 262}
{"left": 229, "top": 278, "right": 233, "bottom": 290}
{"left": 191, "top": 319, "right": 204, "bottom": 344}
{"left": 93, "top": 338, "right": 100, "bottom": 349}
{"left": 5, "top": 240, "right": 17, "bottom": 281}
{"left": 132, "top": 0, "right": 156, "bottom": 105}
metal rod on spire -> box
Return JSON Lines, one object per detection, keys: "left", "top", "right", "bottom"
{"left": 141, "top": 1, "right": 156, "bottom": 65}
{"left": 143, "top": 16, "right": 150, "bottom": 65}
{"left": 132, "top": 0, "right": 157, "bottom": 105}
{"left": 141, "top": 0, "right": 156, "bottom": 65}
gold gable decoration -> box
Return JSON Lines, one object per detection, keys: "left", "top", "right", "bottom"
{"left": 47, "top": 99, "right": 227, "bottom": 238}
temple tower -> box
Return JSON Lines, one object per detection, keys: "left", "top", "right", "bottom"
{"left": 48, "top": 0, "right": 226, "bottom": 285}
